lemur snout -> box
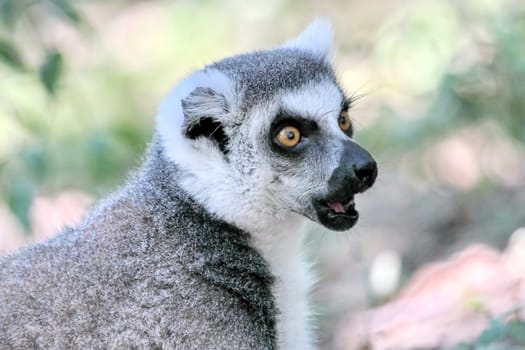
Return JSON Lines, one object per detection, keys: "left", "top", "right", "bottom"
{"left": 329, "top": 140, "right": 377, "bottom": 194}
{"left": 312, "top": 140, "right": 377, "bottom": 232}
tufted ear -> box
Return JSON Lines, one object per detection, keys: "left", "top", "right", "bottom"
{"left": 282, "top": 18, "right": 333, "bottom": 60}
{"left": 181, "top": 87, "right": 230, "bottom": 154}
{"left": 156, "top": 69, "right": 234, "bottom": 165}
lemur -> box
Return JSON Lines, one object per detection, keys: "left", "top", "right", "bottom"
{"left": 0, "top": 19, "right": 377, "bottom": 349}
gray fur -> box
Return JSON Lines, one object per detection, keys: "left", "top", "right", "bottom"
{"left": 0, "top": 140, "right": 276, "bottom": 349}
{"left": 211, "top": 48, "right": 337, "bottom": 109}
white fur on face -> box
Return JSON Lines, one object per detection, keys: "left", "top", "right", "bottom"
{"left": 280, "top": 79, "right": 347, "bottom": 139}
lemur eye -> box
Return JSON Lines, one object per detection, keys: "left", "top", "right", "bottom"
{"left": 338, "top": 110, "right": 352, "bottom": 132}
{"left": 276, "top": 126, "right": 301, "bottom": 147}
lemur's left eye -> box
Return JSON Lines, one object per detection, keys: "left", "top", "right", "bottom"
{"left": 276, "top": 126, "right": 301, "bottom": 147}
{"left": 338, "top": 110, "right": 351, "bottom": 132}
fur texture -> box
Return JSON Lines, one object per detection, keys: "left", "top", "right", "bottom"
{"left": 0, "top": 142, "right": 276, "bottom": 349}
{"left": 0, "top": 19, "right": 377, "bottom": 349}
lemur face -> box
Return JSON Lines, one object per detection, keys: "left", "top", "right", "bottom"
{"left": 232, "top": 79, "right": 377, "bottom": 231}
{"left": 263, "top": 83, "right": 376, "bottom": 231}
{"left": 157, "top": 20, "right": 377, "bottom": 232}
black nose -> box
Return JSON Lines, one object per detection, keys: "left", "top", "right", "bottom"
{"left": 329, "top": 141, "right": 378, "bottom": 193}
{"left": 354, "top": 159, "right": 378, "bottom": 191}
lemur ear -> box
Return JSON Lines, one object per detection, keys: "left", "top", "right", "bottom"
{"left": 156, "top": 69, "right": 233, "bottom": 164}
{"left": 282, "top": 18, "right": 334, "bottom": 60}
{"left": 181, "top": 87, "right": 230, "bottom": 154}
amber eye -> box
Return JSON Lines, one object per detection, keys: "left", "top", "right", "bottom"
{"left": 338, "top": 110, "right": 351, "bottom": 132}
{"left": 276, "top": 126, "right": 301, "bottom": 147}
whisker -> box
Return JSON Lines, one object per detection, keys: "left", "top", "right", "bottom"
{"left": 346, "top": 80, "right": 380, "bottom": 104}
{"left": 316, "top": 108, "right": 340, "bottom": 119}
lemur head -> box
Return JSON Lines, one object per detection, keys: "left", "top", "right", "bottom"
{"left": 157, "top": 19, "right": 377, "bottom": 233}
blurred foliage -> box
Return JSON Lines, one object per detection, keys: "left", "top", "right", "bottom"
{"left": 0, "top": 0, "right": 152, "bottom": 229}
{"left": 0, "top": 0, "right": 84, "bottom": 94}
{"left": 358, "top": 2, "right": 525, "bottom": 153}
{"left": 452, "top": 316, "right": 525, "bottom": 350}
{"left": 38, "top": 49, "right": 62, "bottom": 96}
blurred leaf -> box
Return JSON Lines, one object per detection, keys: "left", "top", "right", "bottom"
{"left": 39, "top": 49, "right": 63, "bottom": 95}
{"left": 6, "top": 177, "right": 33, "bottom": 232}
{"left": 0, "top": 37, "right": 24, "bottom": 68}
{"left": 478, "top": 318, "right": 506, "bottom": 345}
{"left": 47, "top": 0, "right": 82, "bottom": 24}
{"left": 0, "top": 0, "right": 26, "bottom": 29}
{"left": 87, "top": 134, "right": 115, "bottom": 180}
{"left": 21, "top": 148, "right": 48, "bottom": 181}
{"left": 112, "top": 122, "right": 149, "bottom": 151}
{"left": 507, "top": 320, "right": 525, "bottom": 344}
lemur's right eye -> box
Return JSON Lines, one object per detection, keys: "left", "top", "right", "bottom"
{"left": 276, "top": 126, "right": 301, "bottom": 147}
{"left": 338, "top": 110, "right": 352, "bottom": 132}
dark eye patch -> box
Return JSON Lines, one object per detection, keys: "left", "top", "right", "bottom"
{"left": 271, "top": 112, "right": 319, "bottom": 134}
{"left": 269, "top": 111, "right": 319, "bottom": 156}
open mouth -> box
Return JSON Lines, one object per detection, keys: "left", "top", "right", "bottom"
{"left": 313, "top": 194, "right": 359, "bottom": 231}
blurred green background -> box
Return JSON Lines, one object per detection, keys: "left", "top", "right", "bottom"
{"left": 1, "top": 0, "right": 525, "bottom": 349}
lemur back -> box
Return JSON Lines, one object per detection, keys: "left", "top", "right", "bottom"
{"left": 0, "top": 142, "right": 276, "bottom": 349}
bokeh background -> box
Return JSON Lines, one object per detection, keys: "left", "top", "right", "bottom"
{"left": 1, "top": 0, "right": 525, "bottom": 349}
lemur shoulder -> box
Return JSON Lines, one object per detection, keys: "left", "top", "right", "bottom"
{"left": 0, "top": 19, "right": 377, "bottom": 349}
